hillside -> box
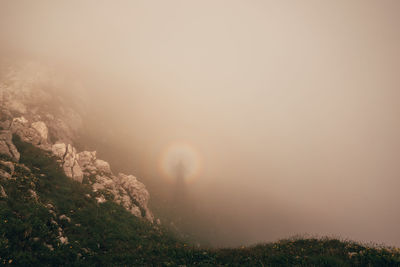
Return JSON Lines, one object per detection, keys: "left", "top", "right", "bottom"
{"left": 0, "top": 136, "right": 399, "bottom": 266}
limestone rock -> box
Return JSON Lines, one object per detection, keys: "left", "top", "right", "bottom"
{"left": 52, "top": 143, "right": 67, "bottom": 158}
{"left": 72, "top": 164, "right": 83, "bottom": 183}
{"left": 130, "top": 206, "right": 142, "bottom": 217}
{"left": 0, "top": 62, "right": 155, "bottom": 222}
{"left": 94, "top": 159, "right": 111, "bottom": 174}
{"left": 116, "top": 173, "right": 153, "bottom": 222}
{"left": 62, "top": 144, "right": 75, "bottom": 177}
{"left": 10, "top": 117, "right": 42, "bottom": 145}
{"left": 76, "top": 150, "right": 97, "bottom": 174}
{"left": 31, "top": 121, "right": 48, "bottom": 141}
{"left": 76, "top": 151, "right": 96, "bottom": 168}
{"left": 61, "top": 144, "right": 83, "bottom": 182}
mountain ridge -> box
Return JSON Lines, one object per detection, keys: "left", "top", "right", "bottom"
{"left": 0, "top": 62, "right": 154, "bottom": 222}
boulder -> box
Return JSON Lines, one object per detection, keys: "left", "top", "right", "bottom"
{"left": 130, "top": 206, "right": 142, "bottom": 218}
{"left": 62, "top": 144, "right": 83, "bottom": 182}
{"left": 94, "top": 159, "right": 111, "bottom": 174}
{"left": 76, "top": 151, "right": 96, "bottom": 169}
{"left": 52, "top": 143, "right": 67, "bottom": 158}
{"left": 10, "top": 117, "right": 42, "bottom": 145}
{"left": 62, "top": 144, "right": 75, "bottom": 178}
{"left": 116, "top": 173, "right": 153, "bottom": 222}
{"left": 31, "top": 121, "right": 48, "bottom": 141}
{"left": 72, "top": 164, "right": 83, "bottom": 183}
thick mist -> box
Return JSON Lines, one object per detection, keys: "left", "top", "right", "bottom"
{"left": 1, "top": 0, "right": 400, "bottom": 247}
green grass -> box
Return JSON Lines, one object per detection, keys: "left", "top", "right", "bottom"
{"left": 0, "top": 135, "right": 399, "bottom": 266}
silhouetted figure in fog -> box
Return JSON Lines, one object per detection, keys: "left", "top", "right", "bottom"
{"left": 169, "top": 160, "right": 202, "bottom": 241}
{"left": 173, "top": 160, "right": 186, "bottom": 205}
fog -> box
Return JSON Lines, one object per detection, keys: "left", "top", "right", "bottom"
{"left": 1, "top": 0, "right": 400, "bottom": 247}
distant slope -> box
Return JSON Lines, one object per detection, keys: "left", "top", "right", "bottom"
{"left": 0, "top": 135, "right": 399, "bottom": 266}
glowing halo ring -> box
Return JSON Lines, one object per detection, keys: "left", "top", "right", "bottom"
{"left": 158, "top": 141, "right": 202, "bottom": 184}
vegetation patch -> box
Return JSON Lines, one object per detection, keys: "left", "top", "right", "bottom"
{"left": 0, "top": 135, "right": 398, "bottom": 266}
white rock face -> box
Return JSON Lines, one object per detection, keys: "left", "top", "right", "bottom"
{"left": 94, "top": 159, "right": 111, "bottom": 174}
{"left": 61, "top": 144, "right": 83, "bottom": 183}
{"left": 76, "top": 151, "right": 96, "bottom": 168}
{"left": 62, "top": 144, "right": 75, "bottom": 177}
{"left": 116, "top": 173, "right": 153, "bottom": 222}
{"left": 75, "top": 155, "right": 154, "bottom": 221}
{"left": 130, "top": 206, "right": 142, "bottom": 218}
{"left": 10, "top": 117, "right": 51, "bottom": 150}
{"left": 76, "top": 151, "right": 98, "bottom": 176}
{"left": 72, "top": 164, "right": 83, "bottom": 182}
{"left": 31, "top": 121, "right": 48, "bottom": 141}
{"left": 52, "top": 143, "right": 67, "bottom": 158}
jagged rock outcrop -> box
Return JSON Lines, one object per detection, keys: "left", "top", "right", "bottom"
{"left": 10, "top": 117, "right": 51, "bottom": 150}
{"left": 60, "top": 144, "right": 83, "bottom": 183}
{"left": 94, "top": 159, "right": 111, "bottom": 174}
{"left": 59, "top": 144, "right": 154, "bottom": 222}
{"left": 52, "top": 143, "right": 67, "bottom": 158}
{"left": 116, "top": 173, "right": 153, "bottom": 221}
{"left": 0, "top": 62, "right": 154, "bottom": 222}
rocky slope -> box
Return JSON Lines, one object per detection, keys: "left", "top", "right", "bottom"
{"left": 0, "top": 62, "right": 153, "bottom": 222}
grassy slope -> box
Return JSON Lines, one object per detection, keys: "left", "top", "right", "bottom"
{"left": 0, "top": 136, "right": 399, "bottom": 266}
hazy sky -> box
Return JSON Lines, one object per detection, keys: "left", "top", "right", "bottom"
{"left": 1, "top": 0, "right": 400, "bottom": 246}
